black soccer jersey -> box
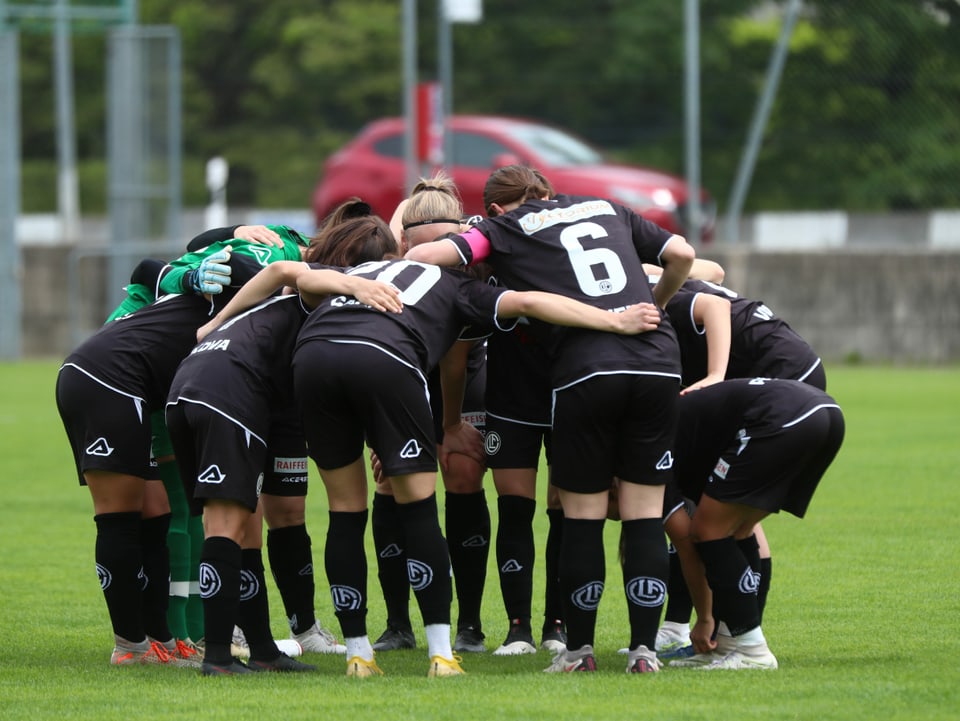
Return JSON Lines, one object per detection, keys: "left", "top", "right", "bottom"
{"left": 62, "top": 293, "right": 214, "bottom": 410}
{"left": 167, "top": 294, "right": 308, "bottom": 440}
{"left": 672, "top": 377, "right": 841, "bottom": 501}
{"left": 295, "top": 259, "right": 515, "bottom": 375}
{"left": 664, "top": 279, "right": 821, "bottom": 386}
{"left": 448, "top": 194, "right": 682, "bottom": 387}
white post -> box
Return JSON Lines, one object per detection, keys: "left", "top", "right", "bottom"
{"left": 204, "top": 156, "right": 229, "bottom": 229}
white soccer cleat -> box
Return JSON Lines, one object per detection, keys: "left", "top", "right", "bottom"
{"left": 293, "top": 621, "right": 347, "bottom": 655}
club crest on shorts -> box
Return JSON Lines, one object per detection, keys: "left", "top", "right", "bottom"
{"left": 739, "top": 567, "right": 761, "bottom": 595}
{"left": 379, "top": 543, "right": 403, "bottom": 559}
{"left": 500, "top": 559, "right": 523, "bottom": 573}
{"left": 655, "top": 451, "right": 674, "bottom": 470}
{"left": 484, "top": 431, "right": 502, "bottom": 456}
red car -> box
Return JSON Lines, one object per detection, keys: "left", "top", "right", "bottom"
{"left": 312, "top": 114, "right": 715, "bottom": 240}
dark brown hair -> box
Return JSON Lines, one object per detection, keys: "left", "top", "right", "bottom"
{"left": 482, "top": 165, "right": 555, "bottom": 217}
{"left": 304, "top": 198, "right": 398, "bottom": 266}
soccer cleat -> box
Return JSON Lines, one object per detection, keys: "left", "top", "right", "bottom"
{"left": 543, "top": 644, "right": 597, "bottom": 673}
{"left": 275, "top": 639, "right": 304, "bottom": 658}
{"left": 669, "top": 632, "right": 736, "bottom": 668}
{"left": 110, "top": 637, "right": 172, "bottom": 666}
{"left": 427, "top": 654, "right": 466, "bottom": 677}
{"left": 453, "top": 626, "right": 486, "bottom": 653}
{"left": 699, "top": 643, "right": 779, "bottom": 671}
{"left": 493, "top": 619, "right": 536, "bottom": 656}
{"left": 540, "top": 620, "right": 567, "bottom": 653}
{"left": 346, "top": 655, "right": 385, "bottom": 678}
{"left": 231, "top": 625, "right": 250, "bottom": 659}
{"left": 656, "top": 623, "right": 693, "bottom": 660}
{"left": 247, "top": 654, "right": 317, "bottom": 672}
{"left": 293, "top": 621, "right": 347, "bottom": 655}
{"left": 372, "top": 625, "right": 416, "bottom": 651}
{"left": 201, "top": 659, "right": 253, "bottom": 676}
{"left": 157, "top": 638, "right": 203, "bottom": 668}
{"left": 625, "top": 645, "right": 662, "bottom": 673}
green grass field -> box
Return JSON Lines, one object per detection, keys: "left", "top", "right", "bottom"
{"left": 1, "top": 362, "right": 958, "bottom": 720}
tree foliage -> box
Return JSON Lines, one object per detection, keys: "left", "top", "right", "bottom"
{"left": 12, "top": 0, "right": 960, "bottom": 213}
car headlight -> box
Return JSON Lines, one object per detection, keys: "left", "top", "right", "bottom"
{"left": 608, "top": 185, "right": 678, "bottom": 213}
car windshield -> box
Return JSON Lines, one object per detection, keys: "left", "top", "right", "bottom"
{"left": 505, "top": 123, "right": 604, "bottom": 167}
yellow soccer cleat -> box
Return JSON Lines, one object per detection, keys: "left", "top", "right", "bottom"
{"left": 346, "top": 655, "right": 384, "bottom": 678}
{"left": 427, "top": 654, "right": 465, "bottom": 677}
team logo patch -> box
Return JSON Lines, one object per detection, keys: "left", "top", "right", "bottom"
{"left": 330, "top": 585, "right": 363, "bottom": 611}
{"left": 96, "top": 563, "right": 112, "bottom": 590}
{"left": 239, "top": 569, "right": 260, "bottom": 601}
{"left": 85, "top": 437, "right": 114, "bottom": 457}
{"left": 138, "top": 566, "right": 148, "bottom": 591}
{"left": 198, "top": 562, "right": 221, "bottom": 598}
{"left": 713, "top": 458, "right": 730, "bottom": 479}
{"left": 739, "top": 568, "right": 761, "bottom": 595}
{"left": 400, "top": 439, "right": 423, "bottom": 459}
{"left": 484, "top": 431, "right": 502, "bottom": 456}
{"left": 570, "top": 581, "right": 604, "bottom": 611}
{"left": 462, "top": 535, "right": 488, "bottom": 548}
{"left": 625, "top": 576, "right": 667, "bottom": 607}
{"left": 655, "top": 451, "right": 674, "bottom": 470}
{"left": 379, "top": 543, "right": 403, "bottom": 559}
{"left": 198, "top": 465, "right": 226, "bottom": 484}
{"left": 406, "top": 559, "right": 434, "bottom": 591}
{"left": 255, "top": 471, "right": 264, "bottom": 496}
{"left": 500, "top": 559, "right": 523, "bottom": 574}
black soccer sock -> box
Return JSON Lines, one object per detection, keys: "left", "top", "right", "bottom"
{"left": 496, "top": 495, "right": 536, "bottom": 624}
{"left": 198, "top": 535, "right": 241, "bottom": 665}
{"left": 622, "top": 518, "right": 670, "bottom": 651}
{"left": 559, "top": 517, "right": 605, "bottom": 652}
{"left": 398, "top": 494, "right": 452, "bottom": 627}
{"left": 758, "top": 557, "right": 772, "bottom": 622}
{"left": 140, "top": 513, "right": 173, "bottom": 642}
{"left": 664, "top": 542, "right": 694, "bottom": 624}
{"left": 94, "top": 511, "right": 145, "bottom": 642}
{"left": 445, "top": 489, "right": 490, "bottom": 630}
{"left": 542, "top": 507, "right": 564, "bottom": 630}
{"left": 371, "top": 493, "right": 411, "bottom": 631}
{"left": 267, "top": 523, "right": 316, "bottom": 635}
{"left": 695, "top": 537, "right": 761, "bottom": 637}
{"left": 239, "top": 548, "right": 281, "bottom": 662}
{"left": 326, "top": 510, "right": 369, "bottom": 639}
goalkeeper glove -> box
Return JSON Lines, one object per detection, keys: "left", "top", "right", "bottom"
{"left": 183, "top": 248, "right": 232, "bottom": 295}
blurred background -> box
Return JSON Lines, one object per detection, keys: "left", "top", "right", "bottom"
{"left": 2, "top": 0, "right": 958, "bottom": 361}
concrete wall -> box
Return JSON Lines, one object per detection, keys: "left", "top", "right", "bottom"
{"left": 21, "top": 242, "right": 960, "bottom": 364}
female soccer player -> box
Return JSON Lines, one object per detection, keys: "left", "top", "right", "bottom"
{"left": 166, "top": 210, "right": 402, "bottom": 675}
{"left": 666, "top": 378, "right": 845, "bottom": 670}
{"left": 405, "top": 164, "right": 697, "bottom": 674}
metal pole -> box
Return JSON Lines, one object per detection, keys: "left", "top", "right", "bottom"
{"left": 683, "top": 0, "right": 701, "bottom": 245}
{"left": 725, "top": 0, "right": 802, "bottom": 244}
{"left": 0, "top": 29, "right": 21, "bottom": 359}
{"left": 53, "top": 0, "right": 79, "bottom": 241}
{"left": 403, "top": 0, "right": 418, "bottom": 195}
{"left": 438, "top": 0, "right": 453, "bottom": 173}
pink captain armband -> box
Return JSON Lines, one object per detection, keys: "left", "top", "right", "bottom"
{"left": 458, "top": 227, "right": 491, "bottom": 264}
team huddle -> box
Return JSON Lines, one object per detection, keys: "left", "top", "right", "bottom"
{"left": 55, "top": 164, "right": 845, "bottom": 677}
